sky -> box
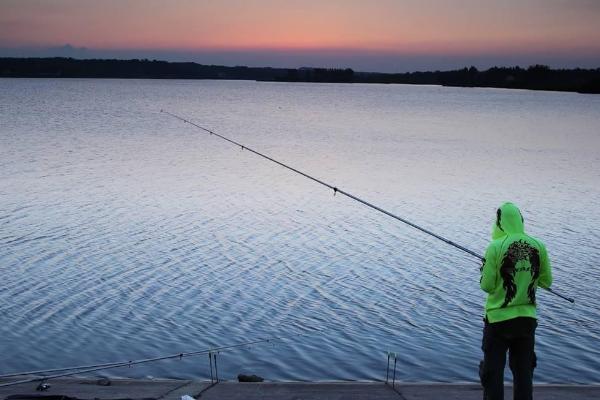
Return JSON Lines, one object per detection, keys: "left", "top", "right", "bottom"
{"left": 1, "top": 0, "right": 599, "bottom": 72}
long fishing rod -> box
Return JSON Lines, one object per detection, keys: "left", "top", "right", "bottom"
{"left": 0, "top": 329, "right": 316, "bottom": 387}
{"left": 161, "top": 110, "right": 574, "bottom": 304}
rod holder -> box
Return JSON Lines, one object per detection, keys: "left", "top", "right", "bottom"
{"left": 385, "top": 352, "right": 397, "bottom": 387}
{"left": 214, "top": 352, "right": 219, "bottom": 382}
{"left": 208, "top": 352, "right": 214, "bottom": 383}
{"left": 208, "top": 351, "right": 220, "bottom": 383}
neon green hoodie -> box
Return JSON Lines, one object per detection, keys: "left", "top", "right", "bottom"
{"left": 480, "top": 202, "right": 553, "bottom": 323}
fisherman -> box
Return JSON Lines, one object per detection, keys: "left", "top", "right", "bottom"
{"left": 479, "top": 202, "right": 552, "bottom": 400}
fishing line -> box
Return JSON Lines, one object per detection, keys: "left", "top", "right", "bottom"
{"left": 0, "top": 329, "right": 318, "bottom": 387}
{"left": 161, "top": 110, "right": 574, "bottom": 304}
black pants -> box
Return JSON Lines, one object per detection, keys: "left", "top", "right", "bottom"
{"left": 479, "top": 317, "right": 537, "bottom": 400}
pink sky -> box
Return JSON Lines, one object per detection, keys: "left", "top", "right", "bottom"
{"left": 1, "top": 0, "right": 599, "bottom": 71}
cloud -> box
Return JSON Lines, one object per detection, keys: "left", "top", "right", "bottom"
{"left": 0, "top": 44, "right": 90, "bottom": 58}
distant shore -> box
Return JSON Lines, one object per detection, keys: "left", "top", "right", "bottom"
{"left": 1, "top": 57, "right": 599, "bottom": 94}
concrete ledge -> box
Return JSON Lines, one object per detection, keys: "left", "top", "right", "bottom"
{"left": 0, "top": 378, "right": 210, "bottom": 400}
{"left": 1, "top": 379, "right": 599, "bottom": 400}
{"left": 199, "top": 382, "right": 600, "bottom": 400}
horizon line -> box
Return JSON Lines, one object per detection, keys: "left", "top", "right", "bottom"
{"left": 2, "top": 44, "right": 599, "bottom": 74}
{"left": 3, "top": 55, "right": 599, "bottom": 75}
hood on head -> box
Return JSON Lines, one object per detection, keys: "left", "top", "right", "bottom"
{"left": 494, "top": 202, "right": 525, "bottom": 236}
{"left": 491, "top": 221, "right": 506, "bottom": 240}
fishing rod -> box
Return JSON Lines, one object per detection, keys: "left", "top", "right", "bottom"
{"left": 161, "top": 110, "right": 574, "bottom": 304}
{"left": 0, "top": 329, "right": 317, "bottom": 387}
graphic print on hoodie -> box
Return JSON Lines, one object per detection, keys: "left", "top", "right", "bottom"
{"left": 480, "top": 202, "right": 552, "bottom": 323}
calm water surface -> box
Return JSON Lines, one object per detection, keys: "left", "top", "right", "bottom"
{"left": 1, "top": 79, "right": 599, "bottom": 383}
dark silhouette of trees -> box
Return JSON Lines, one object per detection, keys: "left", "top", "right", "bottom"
{"left": 1, "top": 58, "right": 598, "bottom": 93}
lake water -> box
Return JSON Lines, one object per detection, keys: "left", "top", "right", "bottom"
{"left": 1, "top": 79, "right": 599, "bottom": 383}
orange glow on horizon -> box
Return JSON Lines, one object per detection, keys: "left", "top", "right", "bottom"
{"left": 1, "top": 0, "right": 599, "bottom": 61}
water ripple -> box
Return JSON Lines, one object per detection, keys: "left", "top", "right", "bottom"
{"left": 1, "top": 79, "right": 599, "bottom": 383}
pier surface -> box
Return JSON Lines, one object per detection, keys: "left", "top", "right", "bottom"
{"left": 1, "top": 378, "right": 600, "bottom": 400}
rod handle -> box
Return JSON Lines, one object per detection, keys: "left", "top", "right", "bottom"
{"left": 545, "top": 287, "right": 574, "bottom": 303}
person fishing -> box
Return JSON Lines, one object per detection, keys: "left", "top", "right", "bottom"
{"left": 479, "top": 202, "right": 553, "bottom": 400}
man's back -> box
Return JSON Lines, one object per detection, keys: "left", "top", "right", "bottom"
{"left": 480, "top": 202, "right": 552, "bottom": 323}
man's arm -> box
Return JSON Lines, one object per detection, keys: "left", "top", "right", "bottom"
{"left": 538, "top": 244, "right": 553, "bottom": 289}
{"left": 480, "top": 244, "right": 498, "bottom": 293}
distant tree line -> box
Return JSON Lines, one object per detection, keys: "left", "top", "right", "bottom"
{"left": 357, "top": 65, "right": 600, "bottom": 93}
{"left": 1, "top": 57, "right": 599, "bottom": 93}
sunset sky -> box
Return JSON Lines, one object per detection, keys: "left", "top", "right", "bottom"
{"left": 1, "top": 0, "right": 599, "bottom": 72}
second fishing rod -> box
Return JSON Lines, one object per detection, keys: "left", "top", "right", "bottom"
{"left": 0, "top": 329, "right": 317, "bottom": 387}
{"left": 161, "top": 110, "right": 574, "bottom": 304}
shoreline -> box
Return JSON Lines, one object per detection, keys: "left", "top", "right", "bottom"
{"left": 1, "top": 57, "right": 599, "bottom": 94}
